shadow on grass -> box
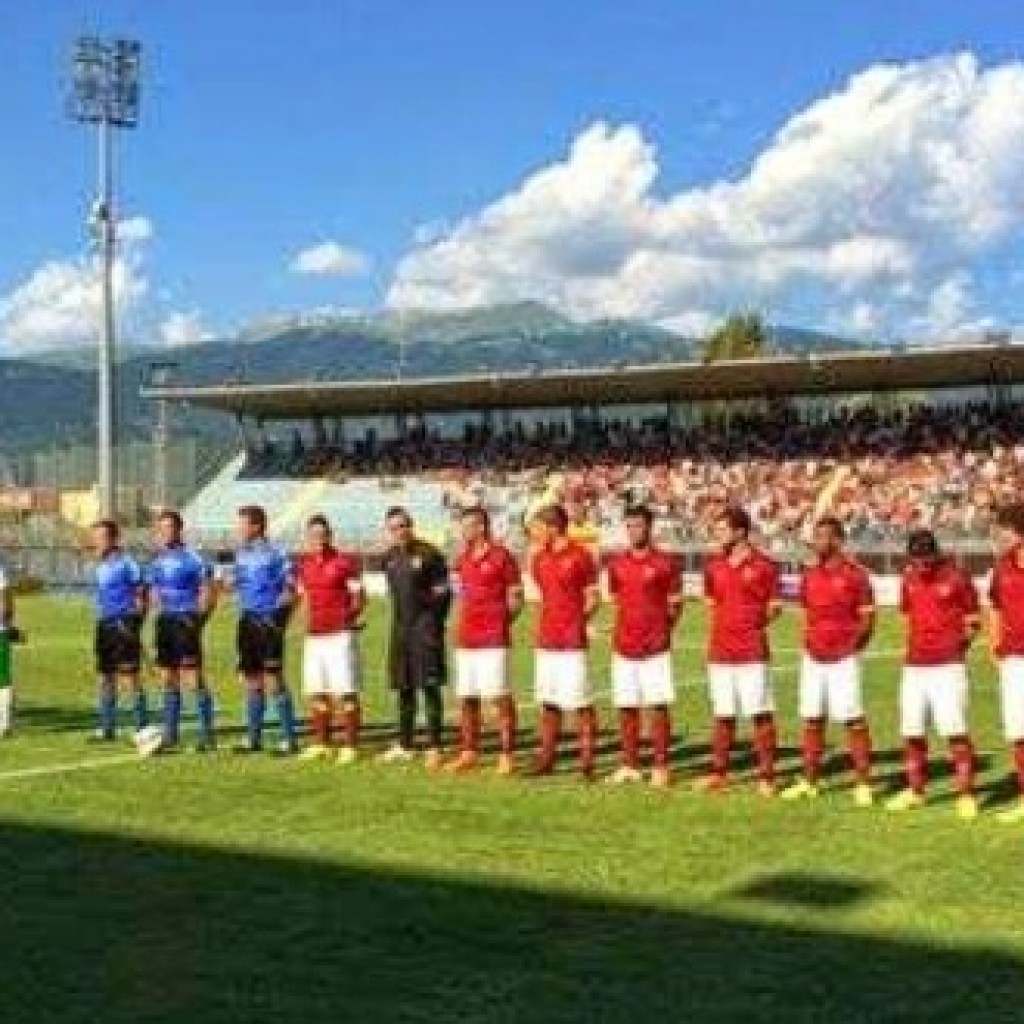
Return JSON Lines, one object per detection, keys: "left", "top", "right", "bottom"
{"left": 0, "top": 821, "right": 1020, "bottom": 1024}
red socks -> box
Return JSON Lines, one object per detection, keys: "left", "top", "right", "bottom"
{"left": 847, "top": 722, "right": 872, "bottom": 784}
{"left": 711, "top": 718, "right": 736, "bottom": 778}
{"left": 460, "top": 699, "right": 482, "bottom": 755}
{"left": 578, "top": 707, "right": 598, "bottom": 776}
{"left": 340, "top": 700, "right": 360, "bottom": 748}
{"left": 620, "top": 708, "right": 641, "bottom": 769}
{"left": 537, "top": 706, "right": 562, "bottom": 771}
{"left": 498, "top": 697, "right": 517, "bottom": 757}
{"left": 949, "top": 737, "right": 975, "bottom": 796}
{"left": 651, "top": 708, "right": 672, "bottom": 770}
{"left": 311, "top": 698, "right": 332, "bottom": 746}
{"left": 905, "top": 737, "right": 929, "bottom": 794}
{"left": 1015, "top": 740, "right": 1024, "bottom": 797}
{"left": 802, "top": 720, "right": 825, "bottom": 784}
{"left": 753, "top": 714, "right": 777, "bottom": 784}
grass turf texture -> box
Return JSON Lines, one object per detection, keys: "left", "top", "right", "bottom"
{"left": 0, "top": 595, "right": 1021, "bottom": 1023}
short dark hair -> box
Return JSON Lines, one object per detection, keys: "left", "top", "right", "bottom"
{"left": 386, "top": 506, "right": 412, "bottom": 527}
{"left": 158, "top": 508, "right": 183, "bottom": 531}
{"left": 815, "top": 515, "right": 845, "bottom": 541}
{"left": 907, "top": 528, "right": 939, "bottom": 560}
{"left": 237, "top": 505, "right": 267, "bottom": 532}
{"left": 624, "top": 504, "right": 653, "bottom": 527}
{"left": 460, "top": 506, "right": 490, "bottom": 530}
{"left": 533, "top": 504, "right": 568, "bottom": 532}
{"left": 306, "top": 514, "right": 331, "bottom": 532}
{"left": 719, "top": 504, "right": 751, "bottom": 534}
{"left": 996, "top": 503, "right": 1024, "bottom": 539}
{"left": 92, "top": 518, "right": 119, "bottom": 542}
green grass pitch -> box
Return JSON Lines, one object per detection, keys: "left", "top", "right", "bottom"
{"left": 0, "top": 595, "right": 1021, "bottom": 1023}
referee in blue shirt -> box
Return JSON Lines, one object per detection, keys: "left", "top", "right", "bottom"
{"left": 232, "top": 505, "right": 298, "bottom": 754}
{"left": 90, "top": 519, "right": 148, "bottom": 742}
{"left": 147, "top": 509, "right": 218, "bottom": 751}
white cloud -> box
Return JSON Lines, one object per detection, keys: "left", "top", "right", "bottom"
{"left": 159, "top": 310, "right": 209, "bottom": 348}
{"left": 290, "top": 241, "right": 370, "bottom": 278}
{"left": 0, "top": 218, "right": 152, "bottom": 352}
{"left": 389, "top": 53, "right": 1024, "bottom": 337}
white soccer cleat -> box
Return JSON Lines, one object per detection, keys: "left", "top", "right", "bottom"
{"left": 606, "top": 765, "right": 644, "bottom": 785}
{"left": 298, "top": 744, "right": 333, "bottom": 762}
{"left": 780, "top": 778, "right": 820, "bottom": 801}
{"left": 336, "top": 745, "right": 358, "bottom": 767}
{"left": 378, "top": 743, "right": 415, "bottom": 764}
{"left": 852, "top": 783, "right": 875, "bottom": 808}
{"left": 133, "top": 725, "right": 165, "bottom": 759}
{"left": 886, "top": 788, "right": 926, "bottom": 813}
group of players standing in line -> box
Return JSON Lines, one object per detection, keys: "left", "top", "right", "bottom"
{"left": 23, "top": 495, "right": 1024, "bottom": 823}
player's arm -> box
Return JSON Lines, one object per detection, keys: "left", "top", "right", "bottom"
{"left": 667, "top": 560, "right": 684, "bottom": 627}
{"left": 987, "top": 569, "right": 1002, "bottom": 658}
{"left": 856, "top": 571, "right": 876, "bottom": 651}
{"left": 506, "top": 553, "right": 525, "bottom": 623}
{"left": 350, "top": 561, "right": 367, "bottom": 626}
{"left": 132, "top": 561, "right": 149, "bottom": 620}
{"left": 962, "top": 571, "right": 982, "bottom": 649}
{"left": 197, "top": 563, "right": 218, "bottom": 622}
{"left": 766, "top": 563, "right": 783, "bottom": 622}
{"left": 583, "top": 551, "right": 600, "bottom": 621}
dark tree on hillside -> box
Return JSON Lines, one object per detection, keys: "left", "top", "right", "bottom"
{"left": 702, "top": 313, "right": 770, "bottom": 363}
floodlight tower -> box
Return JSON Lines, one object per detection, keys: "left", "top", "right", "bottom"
{"left": 148, "top": 360, "right": 177, "bottom": 511}
{"left": 68, "top": 37, "right": 142, "bottom": 519}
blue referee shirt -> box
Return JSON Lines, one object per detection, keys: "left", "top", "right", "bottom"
{"left": 148, "top": 544, "right": 212, "bottom": 615}
{"left": 94, "top": 550, "right": 144, "bottom": 621}
{"left": 234, "top": 539, "right": 292, "bottom": 617}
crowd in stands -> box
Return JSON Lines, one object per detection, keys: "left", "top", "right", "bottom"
{"left": 241, "top": 399, "right": 1024, "bottom": 546}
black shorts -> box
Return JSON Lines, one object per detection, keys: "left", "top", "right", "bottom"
{"left": 237, "top": 611, "right": 287, "bottom": 676}
{"left": 155, "top": 613, "right": 204, "bottom": 670}
{"left": 95, "top": 616, "right": 143, "bottom": 676}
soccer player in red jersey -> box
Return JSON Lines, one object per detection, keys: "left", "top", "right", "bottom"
{"left": 696, "top": 505, "right": 781, "bottom": 797}
{"left": 447, "top": 507, "right": 524, "bottom": 775}
{"left": 294, "top": 515, "right": 366, "bottom": 764}
{"left": 530, "top": 504, "right": 601, "bottom": 779}
{"left": 781, "top": 517, "right": 876, "bottom": 805}
{"left": 988, "top": 503, "right": 1024, "bottom": 824}
{"left": 888, "top": 528, "right": 981, "bottom": 819}
{"left": 606, "top": 504, "right": 683, "bottom": 788}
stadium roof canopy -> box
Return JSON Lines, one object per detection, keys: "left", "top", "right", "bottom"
{"left": 141, "top": 342, "right": 1024, "bottom": 421}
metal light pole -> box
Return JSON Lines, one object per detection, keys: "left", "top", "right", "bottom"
{"left": 68, "top": 37, "right": 142, "bottom": 519}
{"left": 148, "top": 361, "right": 177, "bottom": 511}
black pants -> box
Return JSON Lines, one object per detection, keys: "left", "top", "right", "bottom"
{"left": 398, "top": 687, "right": 443, "bottom": 749}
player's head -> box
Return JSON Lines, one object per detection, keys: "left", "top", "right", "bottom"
{"left": 714, "top": 504, "right": 751, "bottom": 553}
{"left": 532, "top": 504, "right": 569, "bottom": 547}
{"left": 907, "top": 527, "right": 940, "bottom": 568}
{"left": 386, "top": 506, "right": 414, "bottom": 548}
{"left": 236, "top": 505, "right": 267, "bottom": 544}
{"left": 812, "top": 516, "right": 845, "bottom": 561}
{"left": 90, "top": 518, "right": 119, "bottom": 557}
{"left": 460, "top": 506, "right": 491, "bottom": 546}
{"left": 155, "top": 509, "right": 184, "bottom": 550}
{"left": 624, "top": 504, "right": 653, "bottom": 550}
{"left": 305, "top": 514, "right": 332, "bottom": 554}
{"left": 994, "top": 503, "right": 1024, "bottom": 555}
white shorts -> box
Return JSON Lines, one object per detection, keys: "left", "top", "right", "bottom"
{"left": 535, "top": 650, "right": 591, "bottom": 710}
{"left": 612, "top": 653, "right": 675, "bottom": 708}
{"left": 900, "top": 664, "right": 968, "bottom": 739}
{"left": 707, "top": 663, "right": 774, "bottom": 719}
{"left": 998, "top": 657, "right": 1024, "bottom": 742}
{"left": 455, "top": 648, "right": 510, "bottom": 700}
{"left": 799, "top": 655, "right": 864, "bottom": 723}
{"left": 302, "top": 632, "right": 361, "bottom": 697}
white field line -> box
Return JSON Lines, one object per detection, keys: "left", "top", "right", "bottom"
{"left": 0, "top": 753, "right": 139, "bottom": 783}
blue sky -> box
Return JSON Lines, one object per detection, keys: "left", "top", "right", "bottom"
{"left": 2, "top": 1, "right": 1024, "bottom": 350}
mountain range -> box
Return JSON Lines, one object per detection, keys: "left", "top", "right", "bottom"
{"left": 3, "top": 302, "right": 859, "bottom": 462}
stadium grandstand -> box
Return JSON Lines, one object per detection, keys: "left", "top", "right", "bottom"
{"left": 143, "top": 339, "right": 1024, "bottom": 573}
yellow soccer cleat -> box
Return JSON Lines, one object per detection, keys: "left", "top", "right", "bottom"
{"left": 298, "top": 744, "right": 333, "bottom": 763}
{"left": 780, "top": 778, "right": 820, "bottom": 801}
{"left": 956, "top": 794, "right": 979, "bottom": 822}
{"left": 853, "top": 783, "right": 875, "bottom": 808}
{"left": 886, "top": 788, "right": 926, "bottom": 812}
{"left": 423, "top": 747, "right": 444, "bottom": 772}
{"left": 756, "top": 779, "right": 778, "bottom": 799}
{"left": 335, "top": 745, "right": 358, "bottom": 767}
{"left": 996, "top": 798, "right": 1024, "bottom": 825}
{"left": 649, "top": 767, "right": 672, "bottom": 790}
{"left": 495, "top": 753, "right": 516, "bottom": 777}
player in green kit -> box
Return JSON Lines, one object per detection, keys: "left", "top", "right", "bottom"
{"left": 0, "top": 559, "right": 18, "bottom": 737}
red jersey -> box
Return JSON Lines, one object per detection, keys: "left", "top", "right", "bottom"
{"left": 900, "top": 561, "right": 979, "bottom": 666}
{"left": 607, "top": 547, "right": 682, "bottom": 659}
{"left": 454, "top": 542, "right": 521, "bottom": 649}
{"left": 989, "top": 547, "right": 1024, "bottom": 658}
{"left": 704, "top": 548, "right": 780, "bottom": 664}
{"left": 296, "top": 548, "right": 362, "bottom": 635}
{"left": 531, "top": 541, "right": 598, "bottom": 651}
{"left": 800, "top": 557, "right": 874, "bottom": 663}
